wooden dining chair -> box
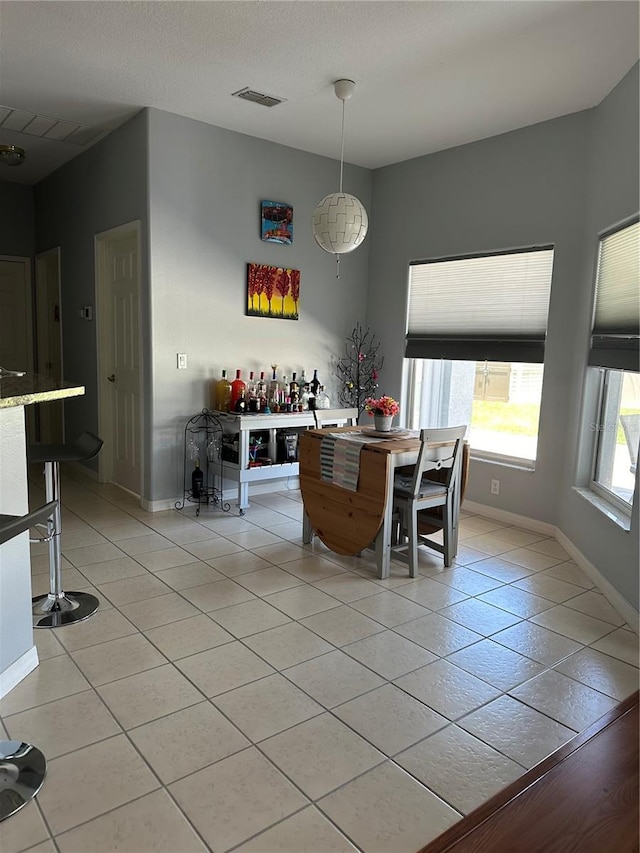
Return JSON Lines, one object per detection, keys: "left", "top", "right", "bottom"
{"left": 313, "top": 408, "right": 359, "bottom": 428}
{"left": 390, "top": 425, "right": 467, "bottom": 575}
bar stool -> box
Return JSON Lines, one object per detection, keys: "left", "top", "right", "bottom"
{"left": 28, "top": 432, "right": 103, "bottom": 628}
{"left": 0, "top": 502, "right": 54, "bottom": 820}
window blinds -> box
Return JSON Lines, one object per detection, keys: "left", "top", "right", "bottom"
{"left": 406, "top": 247, "right": 554, "bottom": 363}
{"left": 589, "top": 217, "right": 639, "bottom": 372}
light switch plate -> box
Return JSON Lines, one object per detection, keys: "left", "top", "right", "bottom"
{"left": 177, "top": 353, "right": 188, "bottom": 369}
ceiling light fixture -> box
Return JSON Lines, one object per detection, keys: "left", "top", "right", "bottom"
{"left": 0, "top": 144, "right": 26, "bottom": 166}
{"left": 312, "top": 79, "right": 368, "bottom": 278}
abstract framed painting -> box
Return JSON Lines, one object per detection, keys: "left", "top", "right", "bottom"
{"left": 261, "top": 201, "right": 293, "bottom": 244}
{"left": 247, "top": 263, "right": 299, "bottom": 320}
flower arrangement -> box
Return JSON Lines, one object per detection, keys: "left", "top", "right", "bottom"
{"left": 364, "top": 395, "right": 400, "bottom": 417}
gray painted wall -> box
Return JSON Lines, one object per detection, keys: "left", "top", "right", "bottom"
{"left": 367, "top": 65, "right": 639, "bottom": 607}
{"left": 0, "top": 182, "right": 35, "bottom": 257}
{"left": 34, "top": 111, "right": 150, "bottom": 468}
{"left": 559, "top": 64, "right": 639, "bottom": 608}
{"left": 147, "top": 108, "right": 371, "bottom": 501}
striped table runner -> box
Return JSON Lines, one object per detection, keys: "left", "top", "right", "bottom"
{"left": 319, "top": 432, "right": 380, "bottom": 491}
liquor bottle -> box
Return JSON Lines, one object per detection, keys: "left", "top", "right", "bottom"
{"left": 257, "top": 372, "right": 268, "bottom": 411}
{"left": 316, "top": 385, "right": 330, "bottom": 409}
{"left": 247, "top": 370, "right": 258, "bottom": 412}
{"left": 191, "top": 459, "right": 204, "bottom": 500}
{"left": 234, "top": 385, "right": 247, "bottom": 413}
{"left": 230, "top": 369, "right": 246, "bottom": 411}
{"left": 289, "top": 372, "right": 299, "bottom": 406}
{"left": 300, "top": 369, "right": 307, "bottom": 387}
{"left": 300, "top": 382, "right": 311, "bottom": 410}
{"left": 279, "top": 374, "right": 289, "bottom": 406}
{"left": 247, "top": 370, "right": 257, "bottom": 398}
{"left": 310, "top": 369, "right": 321, "bottom": 397}
{"left": 268, "top": 365, "right": 280, "bottom": 408}
{"left": 214, "top": 369, "right": 232, "bottom": 412}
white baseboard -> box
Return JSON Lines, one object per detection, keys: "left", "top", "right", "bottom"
{"left": 143, "top": 478, "right": 302, "bottom": 514}
{"left": 466, "top": 500, "right": 638, "bottom": 634}
{"left": 463, "top": 500, "right": 556, "bottom": 536}
{"left": 0, "top": 645, "right": 39, "bottom": 700}
{"left": 554, "top": 529, "right": 640, "bottom": 633}
{"left": 141, "top": 496, "right": 177, "bottom": 512}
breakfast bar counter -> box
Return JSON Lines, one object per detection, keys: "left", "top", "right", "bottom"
{"left": 0, "top": 372, "right": 84, "bottom": 697}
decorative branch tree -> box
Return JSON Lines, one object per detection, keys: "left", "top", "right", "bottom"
{"left": 336, "top": 323, "right": 384, "bottom": 415}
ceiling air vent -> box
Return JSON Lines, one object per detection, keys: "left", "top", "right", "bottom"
{"left": 232, "top": 88, "right": 286, "bottom": 108}
{"left": 0, "top": 105, "right": 108, "bottom": 146}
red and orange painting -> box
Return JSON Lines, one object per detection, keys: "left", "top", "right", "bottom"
{"left": 246, "top": 263, "right": 300, "bottom": 321}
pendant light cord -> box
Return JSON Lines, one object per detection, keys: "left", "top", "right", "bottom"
{"left": 339, "top": 96, "right": 346, "bottom": 193}
{"left": 336, "top": 95, "right": 347, "bottom": 276}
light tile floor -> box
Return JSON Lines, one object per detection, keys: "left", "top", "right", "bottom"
{"left": 1, "top": 470, "right": 639, "bottom": 853}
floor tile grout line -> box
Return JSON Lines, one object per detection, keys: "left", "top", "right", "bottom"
{"left": 22, "top": 475, "right": 636, "bottom": 850}
{"left": 222, "top": 801, "right": 366, "bottom": 853}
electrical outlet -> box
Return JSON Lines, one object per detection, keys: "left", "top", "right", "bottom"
{"left": 177, "top": 353, "right": 188, "bottom": 370}
{"left": 491, "top": 479, "right": 500, "bottom": 495}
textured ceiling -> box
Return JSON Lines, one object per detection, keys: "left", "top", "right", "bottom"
{"left": 0, "top": 0, "right": 637, "bottom": 185}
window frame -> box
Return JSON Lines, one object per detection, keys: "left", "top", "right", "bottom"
{"left": 588, "top": 366, "right": 635, "bottom": 518}
{"left": 403, "top": 356, "right": 542, "bottom": 469}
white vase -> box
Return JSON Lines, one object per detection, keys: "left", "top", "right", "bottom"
{"left": 374, "top": 414, "right": 393, "bottom": 432}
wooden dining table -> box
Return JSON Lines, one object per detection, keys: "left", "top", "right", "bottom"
{"left": 299, "top": 426, "right": 422, "bottom": 579}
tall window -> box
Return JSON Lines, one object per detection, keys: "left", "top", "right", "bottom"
{"left": 405, "top": 247, "right": 554, "bottom": 465}
{"left": 588, "top": 217, "right": 639, "bottom": 511}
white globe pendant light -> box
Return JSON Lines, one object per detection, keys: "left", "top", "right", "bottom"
{"left": 312, "top": 79, "right": 368, "bottom": 277}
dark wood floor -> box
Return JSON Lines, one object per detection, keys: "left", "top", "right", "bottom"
{"left": 420, "top": 691, "right": 639, "bottom": 853}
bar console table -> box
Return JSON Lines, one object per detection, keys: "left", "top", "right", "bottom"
{"left": 210, "top": 410, "right": 316, "bottom": 512}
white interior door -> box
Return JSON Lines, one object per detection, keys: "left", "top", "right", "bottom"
{"left": 0, "top": 256, "right": 35, "bottom": 441}
{"left": 0, "top": 257, "right": 32, "bottom": 373}
{"left": 35, "top": 248, "right": 64, "bottom": 443}
{"left": 96, "top": 224, "right": 142, "bottom": 495}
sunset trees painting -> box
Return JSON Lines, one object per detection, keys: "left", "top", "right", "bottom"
{"left": 247, "top": 263, "right": 300, "bottom": 320}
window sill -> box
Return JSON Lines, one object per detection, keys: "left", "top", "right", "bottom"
{"left": 470, "top": 452, "right": 535, "bottom": 473}
{"left": 573, "top": 487, "right": 632, "bottom": 532}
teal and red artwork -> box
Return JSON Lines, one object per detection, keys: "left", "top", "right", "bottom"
{"left": 261, "top": 201, "right": 293, "bottom": 244}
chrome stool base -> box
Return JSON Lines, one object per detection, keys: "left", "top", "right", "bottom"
{"left": 32, "top": 591, "right": 99, "bottom": 628}
{"left": 0, "top": 741, "right": 46, "bottom": 822}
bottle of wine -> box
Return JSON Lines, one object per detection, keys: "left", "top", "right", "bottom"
{"left": 214, "top": 369, "right": 232, "bottom": 412}
{"left": 310, "top": 369, "right": 321, "bottom": 397}
{"left": 316, "top": 385, "right": 331, "bottom": 409}
{"left": 230, "top": 369, "right": 247, "bottom": 411}
{"left": 191, "top": 459, "right": 204, "bottom": 500}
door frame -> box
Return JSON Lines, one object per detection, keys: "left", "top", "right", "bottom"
{"left": 94, "top": 220, "right": 143, "bottom": 491}
{"left": 35, "top": 247, "right": 64, "bottom": 442}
